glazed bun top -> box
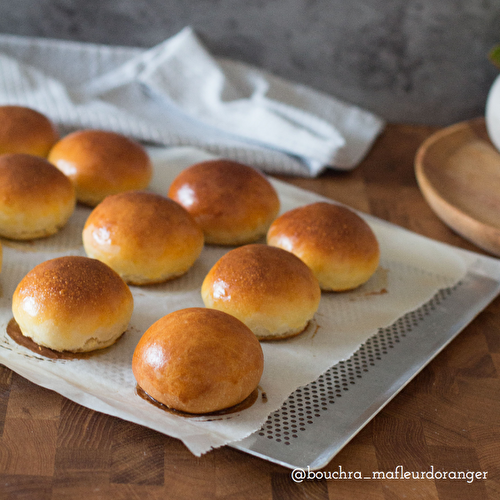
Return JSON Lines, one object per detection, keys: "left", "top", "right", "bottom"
{"left": 0, "top": 153, "right": 75, "bottom": 210}
{"left": 0, "top": 153, "right": 76, "bottom": 240}
{"left": 0, "top": 105, "right": 59, "bottom": 157}
{"left": 132, "top": 307, "right": 264, "bottom": 414}
{"left": 168, "top": 159, "right": 280, "bottom": 245}
{"left": 201, "top": 244, "right": 321, "bottom": 339}
{"left": 12, "top": 256, "right": 134, "bottom": 352}
{"left": 267, "top": 202, "right": 380, "bottom": 291}
{"left": 48, "top": 129, "right": 153, "bottom": 206}
{"left": 14, "top": 256, "right": 129, "bottom": 318}
{"left": 83, "top": 191, "right": 204, "bottom": 285}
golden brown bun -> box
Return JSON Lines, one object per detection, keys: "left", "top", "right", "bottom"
{"left": 48, "top": 129, "right": 153, "bottom": 206}
{"left": 168, "top": 159, "right": 280, "bottom": 245}
{"left": 267, "top": 202, "right": 380, "bottom": 291}
{"left": 201, "top": 244, "right": 321, "bottom": 340}
{"left": 0, "top": 105, "right": 59, "bottom": 157}
{"left": 132, "top": 307, "right": 264, "bottom": 414}
{"left": 12, "top": 256, "right": 133, "bottom": 353}
{"left": 0, "top": 153, "right": 76, "bottom": 240}
{"left": 83, "top": 191, "right": 204, "bottom": 285}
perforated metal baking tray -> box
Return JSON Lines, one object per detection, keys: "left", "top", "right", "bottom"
{"left": 232, "top": 264, "right": 500, "bottom": 470}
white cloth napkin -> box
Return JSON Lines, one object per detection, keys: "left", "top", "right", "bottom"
{"left": 0, "top": 27, "right": 384, "bottom": 176}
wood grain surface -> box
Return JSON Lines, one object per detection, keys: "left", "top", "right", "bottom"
{"left": 0, "top": 123, "right": 499, "bottom": 500}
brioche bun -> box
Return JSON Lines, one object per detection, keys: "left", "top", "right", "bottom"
{"left": 132, "top": 307, "right": 264, "bottom": 414}
{"left": 267, "top": 202, "right": 380, "bottom": 291}
{"left": 12, "top": 256, "right": 134, "bottom": 353}
{"left": 83, "top": 191, "right": 204, "bottom": 285}
{"left": 48, "top": 129, "right": 152, "bottom": 206}
{"left": 0, "top": 105, "right": 59, "bottom": 157}
{"left": 0, "top": 153, "right": 76, "bottom": 240}
{"left": 201, "top": 244, "right": 321, "bottom": 340}
{"left": 168, "top": 159, "right": 280, "bottom": 245}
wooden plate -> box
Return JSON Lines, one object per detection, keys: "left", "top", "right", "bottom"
{"left": 415, "top": 117, "right": 500, "bottom": 256}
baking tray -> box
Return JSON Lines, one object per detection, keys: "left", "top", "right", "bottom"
{"left": 232, "top": 260, "right": 500, "bottom": 469}
{"left": 1, "top": 146, "right": 500, "bottom": 468}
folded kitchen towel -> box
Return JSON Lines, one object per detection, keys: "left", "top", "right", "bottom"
{"left": 0, "top": 26, "right": 384, "bottom": 177}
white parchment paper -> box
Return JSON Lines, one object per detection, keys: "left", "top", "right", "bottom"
{"left": 0, "top": 146, "right": 470, "bottom": 456}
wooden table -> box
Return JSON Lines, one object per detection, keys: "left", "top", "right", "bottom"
{"left": 0, "top": 123, "right": 498, "bottom": 500}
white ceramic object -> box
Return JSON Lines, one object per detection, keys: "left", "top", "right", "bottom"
{"left": 485, "top": 74, "right": 500, "bottom": 151}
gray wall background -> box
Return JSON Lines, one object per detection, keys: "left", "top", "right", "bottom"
{"left": 0, "top": 0, "right": 499, "bottom": 126}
